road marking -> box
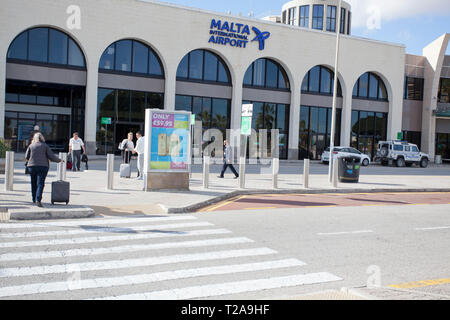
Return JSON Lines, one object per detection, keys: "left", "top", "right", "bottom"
{"left": 0, "top": 259, "right": 305, "bottom": 298}
{"left": 0, "top": 237, "right": 255, "bottom": 262}
{"left": 201, "top": 196, "right": 247, "bottom": 212}
{"left": 0, "top": 248, "right": 277, "bottom": 278}
{"left": 0, "top": 222, "right": 213, "bottom": 239}
{"left": 389, "top": 278, "right": 450, "bottom": 289}
{"left": 95, "top": 272, "right": 342, "bottom": 300}
{"left": 0, "top": 228, "right": 232, "bottom": 249}
{"left": 317, "top": 230, "right": 374, "bottom": 236}
{"left": 0, "top": 215, "right": 197, "bottom": 229}
{"left": 415, "top": 226, "right": 450, "bottom": 231}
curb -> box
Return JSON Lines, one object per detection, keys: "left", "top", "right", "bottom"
{"left": 159, "top": 187, "right": 450, "bottom": 214}
{"left": 3, "top": 206, "right": 95, "bottom": 221}
{"left": 340, "top": 287, "right": 382, "bottom": 300}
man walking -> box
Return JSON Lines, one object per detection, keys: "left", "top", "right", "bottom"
{"left": 218, "top": 140, "right": 239, "bottom": 179}
{"left": 69, "top": 132, "right": 86, "bottom": 172}
{"left": 133, "top": 131, "right": 145, "bottom": 180}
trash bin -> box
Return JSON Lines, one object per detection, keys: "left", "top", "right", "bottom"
{"left": 338, "top": 156, "right": 361, "bottom": 183}
{"left": 435, "top": 155, "right": 442, "bottom": 165}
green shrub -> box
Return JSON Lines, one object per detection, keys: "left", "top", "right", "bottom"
{"left": 0, "top": 139, "right": 11, "bottom": 158}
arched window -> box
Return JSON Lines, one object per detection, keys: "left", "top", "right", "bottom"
{"left": 99, "top": 39, "right": 164, "bottom": 77}
{"left": 243, "top": 58, "right": 290, "bottom": 90}
{"left": 353, "top": 72, "right": 388, "bottom": 101}
{"left": 301, "top": 66, "right": 342, "bottom": 96}
{"left": 176, "top": 49, "right": 231, "bottom": 84}
{"left": 7, "top": 27, "right": 85, "bottom": 68}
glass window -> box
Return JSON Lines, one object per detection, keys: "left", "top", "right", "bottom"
{"left": 438, "top": 78, "right": 450, "bottom": 103}
{"left": 204, "top": 51, "right": 218, "bottom": 82}
{"left": 301, "top": 72, "right": 309, "bottom": 92}
{"left": 37, "top": 95, "right": 54, "bottom": 105}
{"left": 201, "top": 98, "right": 212, "bottom": 127}
{"left": 340, "top": 8, "right": 346, "bottom": 34}
{"left": 243, "top": 64, "right": 253, "bottom": 86}
{"left": 177, "top": 54, "right": 189, "bottom": 78}
{"left": 309, "top": 66, "right": 320, "bottom": 92}
{"left": 8, "top": 31, "right": 28, "bottom": 60}
{"left": 358, "top": 73, "right": 369, "bottom": 98}
{"left": 310, "top": 107, "right": 319, "bottom": 133}
{"left": 299, "top": 5, "right": 310, "bottom": 28}
{"left": 312, "top": 5, "right": 324, "bottom": 30}
{"left": 97, "top": 88, "right": 115, "bottom": 120}
{"left": 117, "top": 90, "right": 131, "bottom": 121}
{"left": 318, "top": 107, "right": 327, "bottom": 134}
{"left": 115, "top": 40, "right": 132, "bottom": 72}
{"left": 326, "top": 5, "right": 337, "bottom": 32}
{"left": 130, "top": 91, "right": 146, "bottom": 122}
{"left": 347, "top": 12, "right": 351, "bottom": 35}
{"left": 175, "top": 95, "right": 192, "bottom": 112}
{"left": 212, "top": 99, "right": 228, "bottom": 129}
{"left": 149, "top": 50, "right": 163, "bottom": 76}
{"left": 394, "top": 145, "right": 403, "bottom": 151}
{"left": 28, "top": 28, "right": 48, "bottom": 63}
{"left": 412, "top": 146, "right": 419, "bottom": 152}
{"left": 132, "top": 41, "right": 149, "bottom": 74}
{"left": 278, "top": 69, "right": 288, "bottom": 89}
{"left": 100, "top": 44, "right": 115, "bottom": 70}
{"left": 320, "top": 67, "right": 331, "bottom": 94}
{"left": 68, "top": 39, "right": 85, "bottom": 67}
{"left": 253, "top": 59, "right": 266, "bottom": 87}
{"left": 369, "top": 73, "right": 379, "bottom": 99}
{"left": 146, "top": 93, "right": 164, "bottom": 109}
{"left": 300, "top": 106, "right": 309, "bottom": 131}
{"left": 252, "top": 102, "right": 264, "bottom": 130}
{"left": 218, "top": 60, "right": 229, "bottom": 83}
{"left": 6, "top": 93, "right": 19, "bottom": 103}
{"left": 266, "top": 60, "right": 279, "bottom": 88}
{"left": 19, "top": 94, "right": 36, "bottom": 104}
{"left": 276, "top": 104, "right": 287, "bottom": 131}
{"left": 49, "top": 29, "right": 68, "bottom": 65}
{"left": 189, "top": 50, "right": 204, "bottom": 80}
{"left": 288, "top": 7, "right": 297, "bottom": 25}
{"left": 379, "top": 80, "right": 388, "bottom": 100}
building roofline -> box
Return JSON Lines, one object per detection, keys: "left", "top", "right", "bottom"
{"left": 137, "top": 0, "right": 406, "bottom": 49}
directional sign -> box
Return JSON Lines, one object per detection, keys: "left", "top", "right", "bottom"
{"left": 242, "top": 104, "right": 253, "bottom": 117}
{"left": 241, "top": 116, "right": 252, "bottom": 136}
{"left": 101, "top": 117, "right": 112, "bottom": 125}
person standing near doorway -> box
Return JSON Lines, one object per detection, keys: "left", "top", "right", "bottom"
{"left": 218, "top": 140, "right": 239, "bottom": 179}
{"left": 69, "top": 132, "right": 86, "bottom": 172}
{"left": 119, "top": 132, "right": 135, "bottom": 164}
{"left": 133, "top": 131, "right": 145, "bottom": 180}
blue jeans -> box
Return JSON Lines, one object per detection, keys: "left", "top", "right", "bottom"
{"left": 29, "top": 166, "right": 49, "bottom": 203}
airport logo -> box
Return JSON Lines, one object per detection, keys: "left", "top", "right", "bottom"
{"left": 208, "top": 19, "right": 270, "bottom": 51}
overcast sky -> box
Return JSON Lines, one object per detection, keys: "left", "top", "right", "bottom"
{"left": 145, "top": 0, "right": 450, "bottom": 55}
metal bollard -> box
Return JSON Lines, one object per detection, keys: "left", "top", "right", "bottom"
{"left": 4, "top": 151, "right": 14, "bottom": 192}
{"left": 107, "top": 154, "right": 114, "bottom": 190}
{"left": 58, "top": 153, "right": 67, "bottom": 181}
{"left": 332, "top": 157, "right": 339, "bottom": 188}
{"left": 272, "top": 157, "right": 279, "bottom": 189}
{"left": 303, "top": 159, "right": 310, "bottom": 189}
{"left": 203, "top": 156, "right": 210, "bottom": 189}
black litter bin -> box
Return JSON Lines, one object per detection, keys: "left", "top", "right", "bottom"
{"left": 338, "top": 156, "right": 361, "bottom": 183}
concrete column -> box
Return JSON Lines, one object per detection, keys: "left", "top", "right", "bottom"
{"left": 165, "top": 66, "right": 177, "bottom": 111}
{"left": 230, "top": 74, "right": 244, "bottom": 154}
{"left": 0, "top": 49, "right": 6, "bottom": 139}
{"left": 340, "top": 86, "right": 353, "bottom": 147}
{"left": 84, "top": 58, "right": 100, "bottom": 155}
{"left": 288, "top": 82, "right": 300, "bottom": 160}
{"left": 387, "top": 91, "right": 404, "bottom": 141}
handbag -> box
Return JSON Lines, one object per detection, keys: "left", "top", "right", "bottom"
{"left": 81, "top": 154, "right": 88, "bottom": 163}
{"left": 25, "top": 162, "right": 30, "bottom": 175}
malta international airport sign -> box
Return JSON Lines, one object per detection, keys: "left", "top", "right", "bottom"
{"left": 208, "top": 19, "right": 271, "bottom": 50}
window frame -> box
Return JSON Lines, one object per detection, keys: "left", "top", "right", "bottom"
{"left": 326, "top": 5, "right": 337, "bottom": 32}
{"left": 7, "top": 27, "right": 86, "bottom": 70}
{"left": 312, "top": 5, "right": 324, "bottom": 30}
{"left": 299, "top": 5, "right": 310, "bottom": 28}
{"left": 243, "top": 58, "right": 290, "bottom": 91}
{"left": 301, "top": 66, "right": 342, "bottom": 97}
{"left": 353, "top": 72, "right": 389, "bottom": 101}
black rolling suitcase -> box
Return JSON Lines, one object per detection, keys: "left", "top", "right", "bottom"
{"left": 51, "top": 180, "right": 70, "bottom": 205}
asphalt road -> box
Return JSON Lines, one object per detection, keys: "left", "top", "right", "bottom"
{"left": 0, "top": 194, "right": 449, "bottom": 300}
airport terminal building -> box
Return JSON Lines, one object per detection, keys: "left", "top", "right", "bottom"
{"left": 0, "top": 0, "right": 449, "bottom": 161}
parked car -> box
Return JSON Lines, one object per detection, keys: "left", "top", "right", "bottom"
{"left": 321, "top": 147, "right": 371, "bottom": 166}
{"left": 374, "top": 140, "right": 429, "bottom": 168}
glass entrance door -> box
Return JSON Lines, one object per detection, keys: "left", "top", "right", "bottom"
{"left": 114, "top": 123, "right": 143, "bottom": 155}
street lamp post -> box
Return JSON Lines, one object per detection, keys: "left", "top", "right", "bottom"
{"left": 328, "top": 0, "right": 343, "bottom": 183}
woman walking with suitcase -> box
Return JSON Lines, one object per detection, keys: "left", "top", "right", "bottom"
{"left": 25, "top": 132, "right": 63, "bottom": 207}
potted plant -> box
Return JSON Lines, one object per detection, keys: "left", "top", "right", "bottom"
{"left": 0, "top": 139, "right": 11, "bottom": 174}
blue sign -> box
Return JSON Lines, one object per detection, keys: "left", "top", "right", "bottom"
{"left": 208, "top": 19, "right": 270, "bottom": 51}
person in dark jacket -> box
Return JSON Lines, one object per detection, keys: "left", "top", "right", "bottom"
{"left": 218, "top": 140, "right": 239, "bottom": 179}
{"left": 25, "top": 132, "right": 63, "bottom": 207}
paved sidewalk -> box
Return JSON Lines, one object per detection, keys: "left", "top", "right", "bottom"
{"left": 1, "top": 159, "right": 449, "bottom": 220}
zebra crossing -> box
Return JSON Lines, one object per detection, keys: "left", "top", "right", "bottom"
{"left": 0, "top": 214, "right": 342, "bottom": 299}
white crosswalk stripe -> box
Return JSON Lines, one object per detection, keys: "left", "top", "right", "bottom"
{"left": 0, "top": 221, "right": 213, "bottom": 238}
{"left": 0, "top": 215, "right": 343, "bottom": 299}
